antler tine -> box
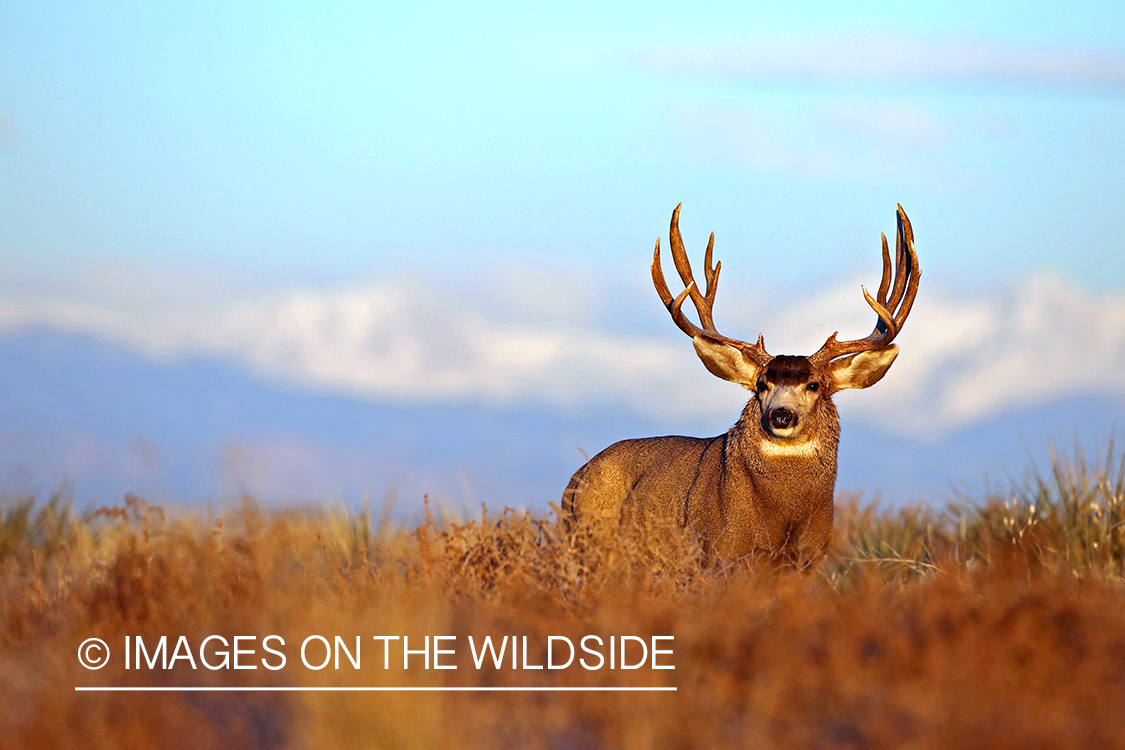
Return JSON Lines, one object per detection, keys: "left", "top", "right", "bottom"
{"left": 810, "top": 204, "right": 920, "bottom": 365}
{"left": 652, "top": 237, "right": 674, "bottom": 308}
{"left": 892, "top": 204, "right": 920, "bottom": 330}
{"left": 861, "top": 285, "right": 898, "bottom": 339}
{"left": 883, "top": 207, "right": 910, "bottom": 315}
{"left": 652, "top": 238, "right": 706, "bottom": 339}
{"left": 876, "top": 232, "right": 891, "bottom": 306}
{"left": 669, "top": 281, "right": 705, "bottom": 336}
{"left": 701, "top": 232, "right": 722, "bottom": 329}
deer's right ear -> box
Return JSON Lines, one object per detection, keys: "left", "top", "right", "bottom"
{"left": 692, "top": 336, "right": 762, "bottom": 386}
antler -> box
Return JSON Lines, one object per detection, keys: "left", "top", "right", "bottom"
{"left": 651, "top": 204, "right": 770, "bottom": 366}
{"left": 809, "top": 204, "right": 920, "bottom": 366}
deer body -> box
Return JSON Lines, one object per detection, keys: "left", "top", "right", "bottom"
{"left": 563, "top": 206, "right": 919, "bottom": 566}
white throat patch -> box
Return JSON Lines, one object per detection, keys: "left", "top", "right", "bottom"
{"left": 758, "top": 438, "right": 821, "bottom": 458}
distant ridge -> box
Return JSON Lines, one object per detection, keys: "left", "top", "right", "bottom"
{"left": 0, "top": 329, "right": 1121, "bottom": 512}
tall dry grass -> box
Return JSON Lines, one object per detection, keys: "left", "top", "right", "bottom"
{"left": 2, "top": 443, "right": 1125, "bottom": 749}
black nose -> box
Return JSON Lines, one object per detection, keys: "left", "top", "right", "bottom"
{"left": 769, "top": 407, "right": 796, "bottom": 430}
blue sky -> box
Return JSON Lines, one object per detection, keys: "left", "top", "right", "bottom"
{"left": 3, "top": 0, "right": 1125, "bottom": 293}
{"left": 2, "top": 2, "right": 1125, "bottom": 505}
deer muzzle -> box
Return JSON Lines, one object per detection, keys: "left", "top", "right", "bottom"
{"left": 769, "top": 407, "right": 796, "bottom": 430}
{"left": 760, "top": 384, "right": 816, "bottom": 439}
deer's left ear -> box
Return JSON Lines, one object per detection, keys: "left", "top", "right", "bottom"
{"left": 828, "top": 346, "right": 899, "bottom": 391}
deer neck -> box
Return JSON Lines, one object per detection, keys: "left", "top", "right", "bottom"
{"left": 726, "top": 397, "right": 840, "bottom": 494}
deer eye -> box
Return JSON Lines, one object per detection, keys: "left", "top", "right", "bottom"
{"left": 807, "top": 382, "right": 820, "bottom": 392}
{"left": 756, "top": 381, "right": 767, "bottom": 393}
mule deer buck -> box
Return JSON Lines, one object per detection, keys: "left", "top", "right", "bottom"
{"left": 562, "top": 204, "right": 919, "bottom": 567}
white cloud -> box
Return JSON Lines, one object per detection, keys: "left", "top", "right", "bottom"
{"left": 639, "top": 33, "right": 1125, "bottom": 91}
{"left": 649, "top": 33, "right": 1121, "bottom": 182}
{"left": 1, "top": 267, "right": 1123, "bottom": 438}
{"left": 670, "top": 102, "right": 973, "bottom": 184}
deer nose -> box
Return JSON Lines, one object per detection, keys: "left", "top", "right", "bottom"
{"left": 769, "top": 407, "right": 796, "bottom": 430}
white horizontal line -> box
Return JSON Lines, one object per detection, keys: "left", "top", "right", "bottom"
{"left": 75, "top": 686, "right": 676, "bottom": 692}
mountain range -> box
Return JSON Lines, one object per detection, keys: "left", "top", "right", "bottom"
{"left": 1, "top": 329, "right": 1120, "bottom": 517}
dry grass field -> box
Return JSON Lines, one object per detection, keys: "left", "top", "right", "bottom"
{"left": 3, "top": 441, "right": 1125, "bottom": 749}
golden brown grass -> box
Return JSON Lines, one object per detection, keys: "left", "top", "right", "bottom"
{"left": 3, "top": 442, "right": 1125, "bottom": 749}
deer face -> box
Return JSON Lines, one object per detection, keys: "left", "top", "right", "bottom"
{"left": 689, "top": 339, "right": 902, "bottom": 440}
{"left": 753, "top": 355, "right": 823, "bottom": 440}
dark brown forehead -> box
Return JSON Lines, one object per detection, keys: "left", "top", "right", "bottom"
{"left": 763, "top": 355, "right": 814, "bottom": 384}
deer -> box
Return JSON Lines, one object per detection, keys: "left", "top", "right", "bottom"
{"left": 561, "top": 203, "right": 919, "bottom": 568}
